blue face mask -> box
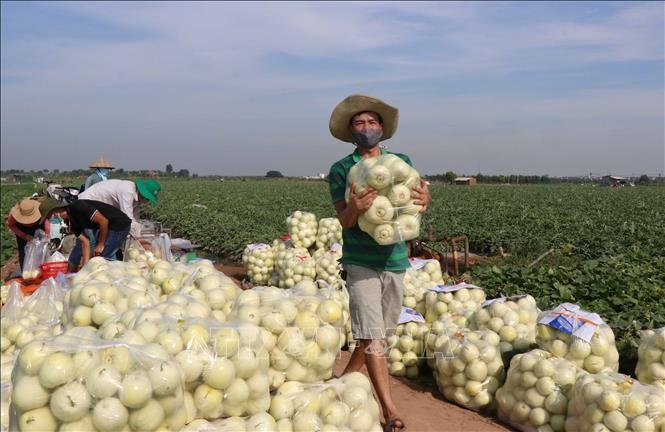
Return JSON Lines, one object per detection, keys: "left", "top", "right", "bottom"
{"left": 96, "top": 168, "right": 109, "bottom": 180}
{"left": 352, "top": 129, "right": 383, "bottom": 149}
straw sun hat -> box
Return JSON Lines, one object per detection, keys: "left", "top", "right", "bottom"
{"left": 10, "top": 199, "right": 41, "bottom": 225}
{"left": 89, "top": 156, "right": 115, "bottom": 169}
{"left": 329, "top": 94, "right": 399, "bottom": 143}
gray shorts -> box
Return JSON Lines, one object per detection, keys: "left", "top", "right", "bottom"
{"left": 344, "top": 264, "right": 405, "bottom": 340}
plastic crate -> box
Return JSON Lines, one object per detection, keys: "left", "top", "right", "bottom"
{"left": 40, "top": 261, "right": 69, "bottom": 279}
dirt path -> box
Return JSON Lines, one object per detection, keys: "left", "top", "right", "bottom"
{"left": 333, "top": 351, "right": 512, "bottom": 432}
{"left": 1, "top": 256, "right": 19, "bottom": 281}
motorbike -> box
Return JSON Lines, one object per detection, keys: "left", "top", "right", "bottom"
{"left": 45, "top": 181, "right": 80, "bottom": 205}
{"left": 42, "top": 181, "right": 80, "bottom": 254}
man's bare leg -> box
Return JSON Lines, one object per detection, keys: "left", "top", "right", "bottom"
{"left": 341, "top": 341, "right": 366, "bottom": 376}
{"left": 364, "top": 339, "right": 403, "bottom": 431}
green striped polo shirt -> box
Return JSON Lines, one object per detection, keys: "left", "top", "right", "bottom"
{"left": 328, "top": 148, "right": 413, "bottom": 271}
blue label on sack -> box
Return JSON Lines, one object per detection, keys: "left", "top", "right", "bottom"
{"left": 398, "top": 307, "right": 425, "bottom": 324}
{"left": 546, "top": 315, "right": 584, "bottom": 334}
{"left": 538, "top": 303, "right": 604, "bottom": 342}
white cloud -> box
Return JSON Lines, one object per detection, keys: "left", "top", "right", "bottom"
{"left": 1, "top": 2, "right": 662, "bottom": 176}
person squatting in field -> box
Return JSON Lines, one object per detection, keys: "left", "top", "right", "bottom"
{"left": 39, "top": 198, "right": 131, "bottom": 272}
{"left": 328, "top": 94, "right": 431, "bottom": 432}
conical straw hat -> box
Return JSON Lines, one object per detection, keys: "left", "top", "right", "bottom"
{"left": 89, "top": 156, "right": 115, "bottom": 169}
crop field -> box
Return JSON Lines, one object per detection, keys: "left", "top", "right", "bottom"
{"left": 1, "top": 179, "right": 664, "bottom": 371}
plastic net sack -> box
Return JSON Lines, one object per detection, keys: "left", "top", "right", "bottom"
{"left": 161, "top": 262, "right": 241, "bottom": 322}
{"left": 97, "top": 294, "right": 217, "bottom": 346}
{"left": 150, "top": 233, "right": 173, "bottom": 262}
{"left": 9, "top": 327, "right": 187, "bottom": 431}
{"left": 69, "top": 258, "right": 239, "bottom": 325}
{"left": 387, "top": 308, "right": 430, "bottom": 378}
{"left": 536, "top": 303, "right": 619, "bottom": 374}
{"left": 276, "top": 247, "right": 316, "bottom": 289}
{"left": 317, "top": 281, "right": 353, "bottom": 351}
{"left": 149, "top": 264, "right": 236, "bottom": 322}
{"left": 22, "top": 231, "right": 50, "bottom": 280}
{"left": 636, "top": 327, "right": 665, "bottom": 390}
{"left": 124, "top": 238, "right": 158, "bottom": 267}
{"left": 425, "top": 282, "right": 486, "bottom": 327}
{"left": 346, "top": 154, "right": 422, "bottom": 245}
{"left": 181, "top": 414, "right": 278, "bottom": 431}
{"left": 64, "top": 273, "right": 162, "bottom": 330}
{"left": 0, "top": 284, "right": 22, "bottom": 432}
{"left": 315, "top": 217, "right": 343, "bottom": 250}
{"left": 314, "top": 246, "right": 344, "bottom": 289}
{"left": 0, "top": 283, "right": 11, "bottom": 308}
{"left": 286, "top": 211, "right": 318, "bottom": 249}
{"left": 70, "top": 257, "right": 146, "bottom": 285}
{"left": 409, "top": 257, "right": 447, "bottom": 285}
{"left": 272, "top": 236, "right": 293, "bottom": 253}
{"left": 229, "top": 284, "right": 343, "bottom": 385}
{"left": 565, "top": 371, "right": 665, "bottom": 432}
{"left": 1, "top": 279, "right": 66, "bottom": 378}
{"left": 433, "top": 329, "right": 505, "bottom": 411}
{"left": 425, "top": 315, "right": 465, "bottom": 369}
{"left": 123, "top": 236, "right": 174, "bottom": 268}
{"left": 180, "top": 271, "right": 240, "bottom": 323}
{"left": 470, "top": 294, "right": 539, "bottom": 356}
{"left": 0, "top": 282, "right": 24, "bottom": 325}
{"left": 98, "top": 313, "right": 272, "bottom": 421}
{"left": 402, "top": 269, "right": 428, "bottom": 316}
{"left": 268, "top": 372, "right": 382, "bottom": 432}
{"left": 242, "top": 243, "right": 275, "bottom": 285}
{"left": 0, "top": 381, "right": 9, "bottom": 432}
{"left": 21, "top": 277, "right": 66, "bottom": 322}
{"left": 496, "top": 349, "right": 586, "bottom": 432}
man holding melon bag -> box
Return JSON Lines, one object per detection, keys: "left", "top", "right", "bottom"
{"left": 328, "top": 94, "right": 431, "bottom": 432}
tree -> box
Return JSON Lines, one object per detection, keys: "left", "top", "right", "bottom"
{"left": 177, "top": 169, "right": 190, "bottom": 178}
{"left": 266, "top": 170, "right": 284, "bottom": 178}
{"left": 638, "top": 174, "right": 650, "bottom": 186}
{"left": 444, "top": 171, "right": 457, "bottom": 183}
{"left": 166, "top": 164, "right": 173, "bottom": 175}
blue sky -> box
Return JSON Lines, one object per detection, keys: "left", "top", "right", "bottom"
{"left": 1, "top": 1, "right": 663, "bottom": 177}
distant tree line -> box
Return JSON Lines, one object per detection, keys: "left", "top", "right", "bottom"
{"left": 424, "top": 171, "right": 665, "bottom": 185}
{"left": 1, "top": 164, "right": 197, "bottom": 183}
{"left": 426, "top": 172, "right": 554, "bottom": 184}
{"left": 2, "top": 167, "right": 663, "bottom": 185}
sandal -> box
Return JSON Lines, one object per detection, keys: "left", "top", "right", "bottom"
{"left": 383, "top": 417, "right": 406, "bottom": 432}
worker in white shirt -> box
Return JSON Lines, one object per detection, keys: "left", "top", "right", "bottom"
{"left": 78, "top": 179, "right": 161, "bottom": 249}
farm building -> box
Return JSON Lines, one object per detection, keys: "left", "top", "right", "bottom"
{"left": 601, "top": 175, "right": 634, "bottom": 187}
{"left": 454, "top": 177, "right": 477, "bottom": 185}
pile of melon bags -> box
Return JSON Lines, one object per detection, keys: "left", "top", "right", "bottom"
{"left": 1, "top": 253, "right": 382, "bottom": 432}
